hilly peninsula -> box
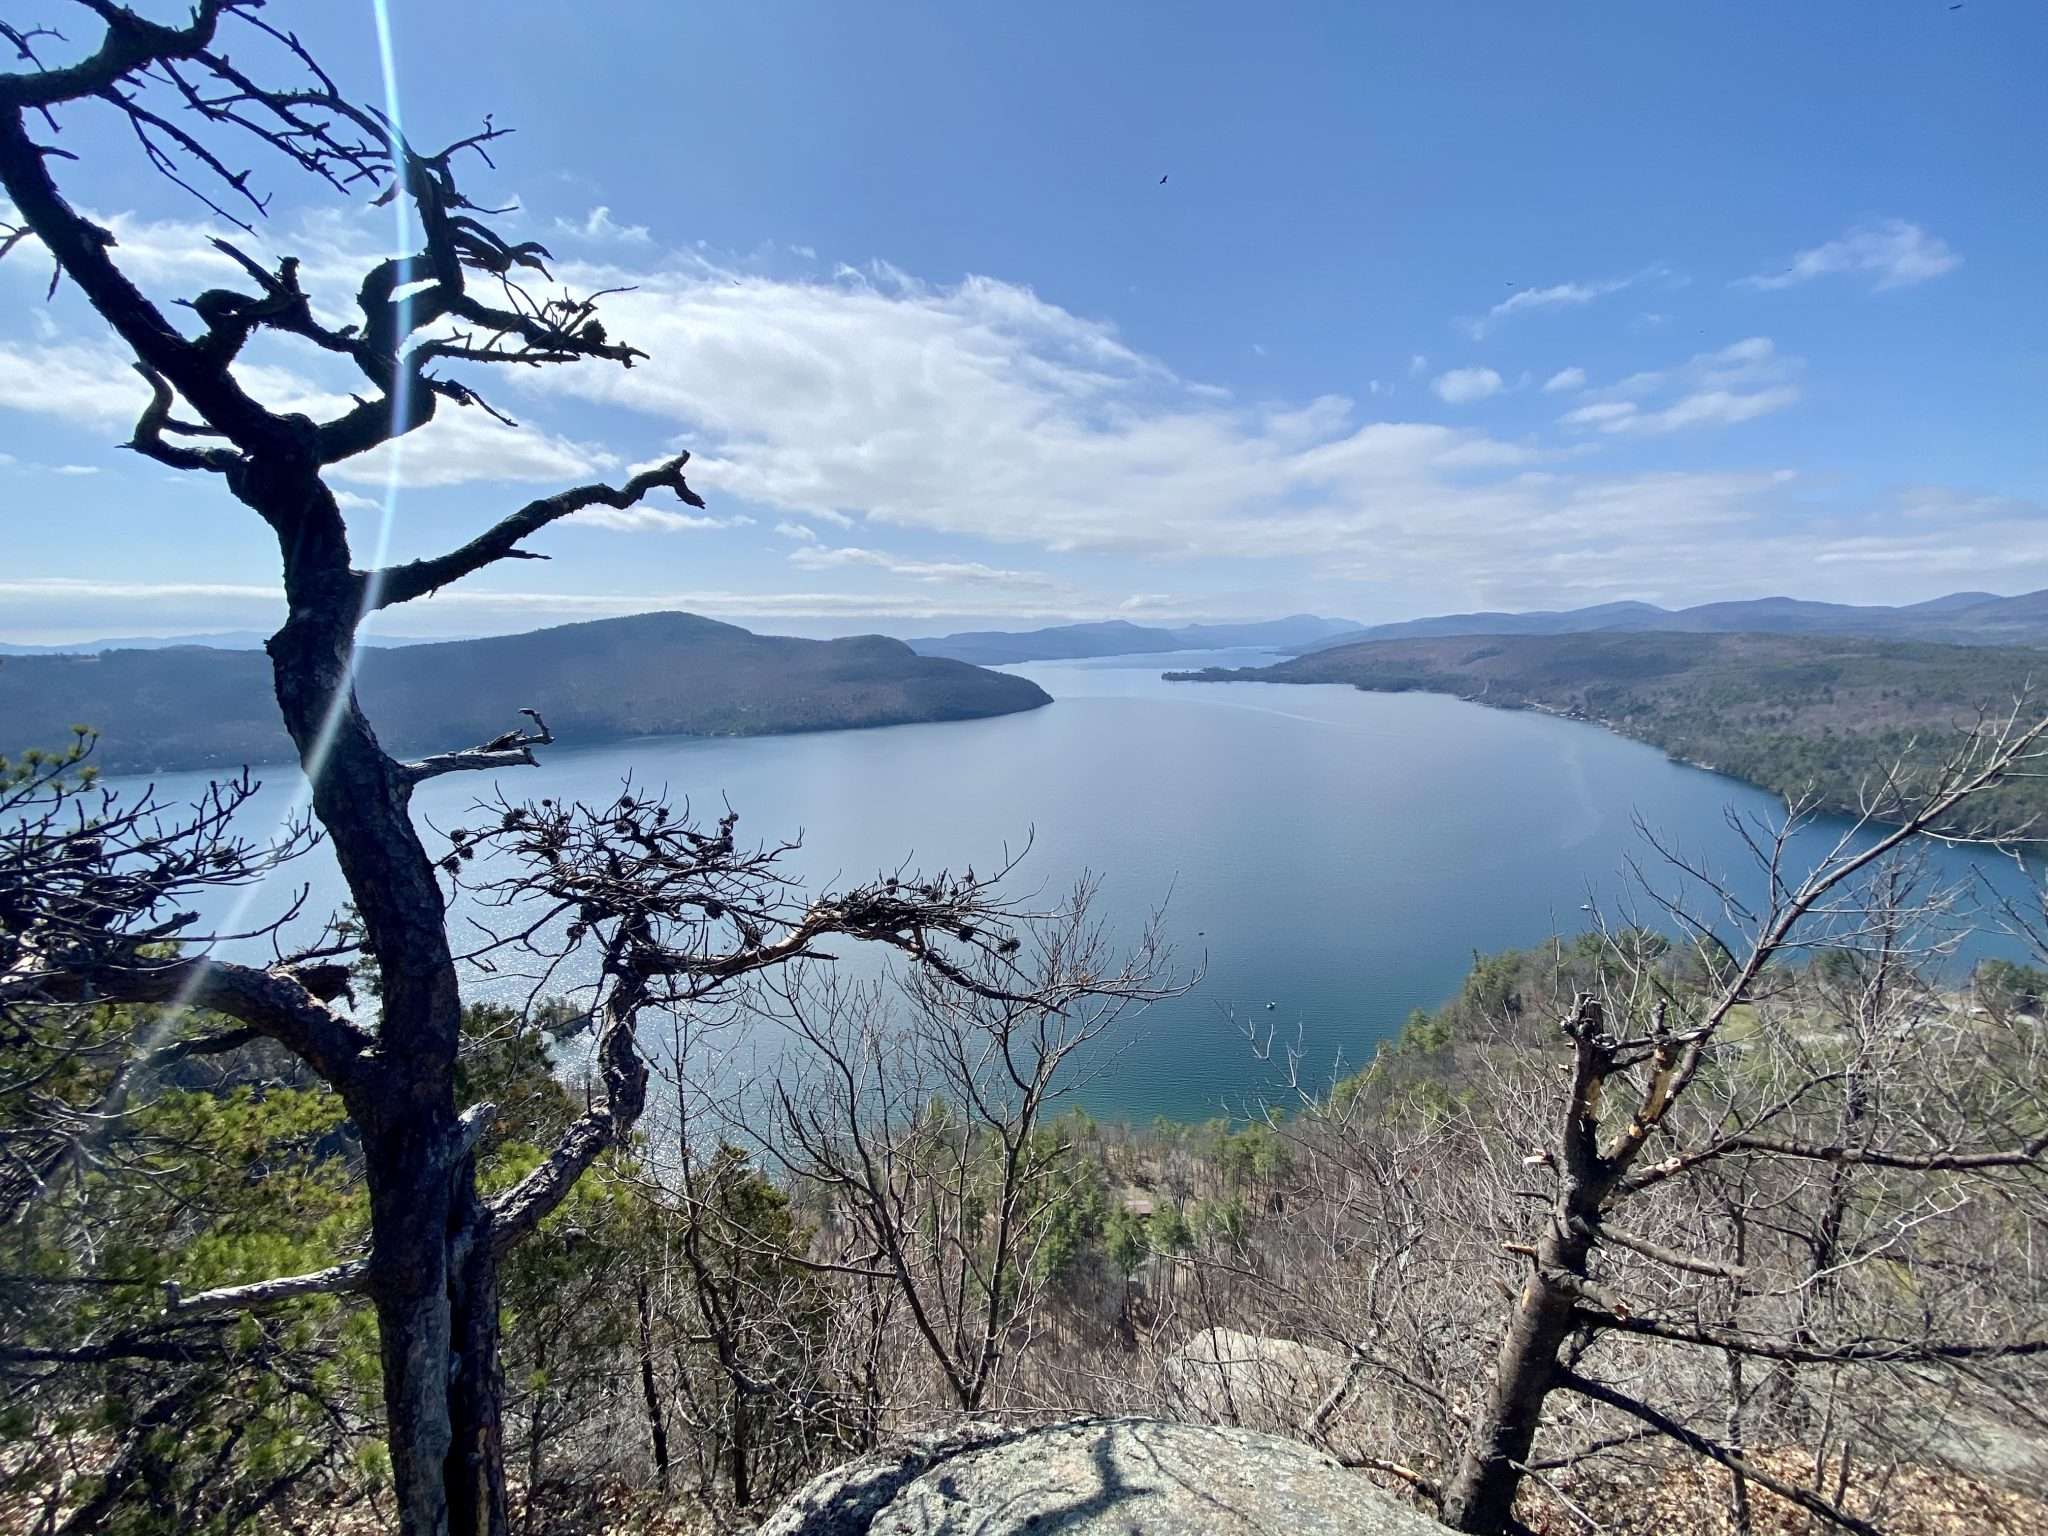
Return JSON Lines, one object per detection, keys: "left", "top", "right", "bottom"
{"left": 1169, "top": 631, "right": 2048, "bottom": 838}
{"left": 0, "top": 612, "right": 1051, "bottom": 776}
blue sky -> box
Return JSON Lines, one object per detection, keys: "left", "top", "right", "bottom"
{"left": 2, "top": 1, "right": 2044, "bottom": 642}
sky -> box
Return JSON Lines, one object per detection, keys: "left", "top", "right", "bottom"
{"left": 2, "top": 1, "right": 2045, "bottom": 643}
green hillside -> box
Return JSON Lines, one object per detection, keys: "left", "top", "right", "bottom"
{"left": 1170, "top": 630, "right": 2048, "bottom": 837}
{"left": 0, "top": 612, "right": 1051, "bottom": 774}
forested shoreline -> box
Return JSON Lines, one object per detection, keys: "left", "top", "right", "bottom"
{"left": 1170, "top": 630, "right": 2048, "bottom": 840}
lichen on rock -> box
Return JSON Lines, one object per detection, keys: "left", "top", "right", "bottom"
{"left": 758, "top": 1416, "right": 1446, "bottom": 1535}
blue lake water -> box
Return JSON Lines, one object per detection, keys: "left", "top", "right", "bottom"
{"left": 98, "top": 648, "right": 2042, "bottom": 1122}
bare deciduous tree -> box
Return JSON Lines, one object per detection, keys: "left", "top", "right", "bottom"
{"left": 757, "top": 882, "right": 1171, "bottom": 1416}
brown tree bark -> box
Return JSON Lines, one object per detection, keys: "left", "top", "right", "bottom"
{"left": 1440, "top": 1201, "right": 1594, "bottom": 1529}
{"left": 264, "top": 508, "right": 496, "bottom": 1534}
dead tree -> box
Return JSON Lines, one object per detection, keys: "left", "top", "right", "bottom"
{"left": 0, "top": 11, "right": 1157, "bottom": 1531}
{"left": 0, "top": 10, "right": 683, "bottom": 1524}
{"left": 1221, "top": 712, "right": 2048, "bottom": 1532}
{"left": 1435, "top": 709, "right": 2048, "bottom": 1533}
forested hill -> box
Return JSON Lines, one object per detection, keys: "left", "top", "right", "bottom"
{"left": 1169, "top": 631, "right": 2048, "bottom": 836}
{"left": 0, "top": 611, "right": 1051, "bottom": 775}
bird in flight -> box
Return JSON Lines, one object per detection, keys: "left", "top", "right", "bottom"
{"left": 1159, "top": 174, "right": 1168, "bottom": 185}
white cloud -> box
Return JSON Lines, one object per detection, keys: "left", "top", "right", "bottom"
{"left": 571, "top": 507, "right": 752, "bottom": 533}
{"left": 1408, "top": 354, "right": 1429, "bottom": 377}
{"left": 0, "top": 340, "right": 625, "bottom": 489}
{"left": 773, "top": 520, "right": 819, "bottom": 542}
{"left": 787, "top": 544, "right": 1051, "bottom": 588}
{"left": 1542, "top": 367, "right": 1587, "bottom": 394}
{"left": 1561, "top": 401, "right": 1638, "bottom": 429}
{"left": 345, "top": 411, "right": 620, "bottom": 490}
{"left": 1431, "top": 367, "right": 1504, "bottom": 405}
{"left": 1460, "top": 272, "right": 1656, "bottom": 339}
{"left": 1741, "top": 219, "right": 1960, "bottom": 292}
{"left": 0, "top": 577, "right": 284, "bottom": 603}
{"left": 1561, "top": 337, "right": 1800, "bottom": 436}
{"left": 1571, "top": 388, "right": 1799, "bottom": 436}
{"left": 0, "top": 210, "right": 2022, "bottom": 620}
{"left": 0, "top": 338, "right": 149, "bottom": 425}
{"left": 14, "top": 464, "right": 2048, "bottom": 630}
{"left": 445, "top": 256, "right": 1868, "bottom": 603}
{"left": 553, "top": 206, "right": 653, "bottom": 245}
{"left": 1709, "top": 337, "right": 1775, "bottom": 367}
{"left": 51, "top": 464, "right": 100, "bottom": 476}
{"left": 0, "top": 574, "right": 1088, "bottom": 629}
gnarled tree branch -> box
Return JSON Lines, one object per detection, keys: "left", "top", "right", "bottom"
{"left": 367, "top": 455, "right": 704, "bottom": 609}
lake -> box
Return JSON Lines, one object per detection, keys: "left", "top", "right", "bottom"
{"left": 98, "top": 647, "right": 2043, "bottom": 1122}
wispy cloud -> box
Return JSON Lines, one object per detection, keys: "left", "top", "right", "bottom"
{"left": 553, "top": 206, "right": 652, "bottom": 245}
{"left": 1460, "top": 272, "right": 1646, "bottom": 339}
{"left": 1542, "top": 367, "right": 1587, "bottom": 394}
{"left": 787, "top": 545, "right": 1052, "bottom": 588}
{"left": 1740, "top": 219, "right": 1960, "bottom": 292}
{"left": 0, "top": 207, "right": 2021, "bottom": 625}
{"left": 1431, "top": 366, "right": 1504, "bottom": 405}
{"left": 0, "top": 339, "right": 626, "bottom": 490}
{"left": 572, "top": 507, "right": 753, "bottom": 533}
{"left": 1568, "top": 388, "right": 1799, "bottom": 435}
{"left": 1561, "top": 337, "right": 1800, "bottom": 435}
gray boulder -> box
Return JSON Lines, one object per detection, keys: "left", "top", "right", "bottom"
{"left": 758, "top": 1415, "right": 1445, "bottom": 1535}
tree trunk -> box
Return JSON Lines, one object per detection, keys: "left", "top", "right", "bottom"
{"left": 635, "top": 1277, "right": 672, "bottom": 1494}
{"left": 1444, "top": 1000, "right": 1619, "bottom": 1534}
{"left": 728, "top": 1377, "right": 753, "bottom": 1509}
{"left": 264, "top": 536, "right": 502, "bottom": 1536}
{"left": 447, "top": 1181, "right": 508, "bottom": 1536}
{"left": 1441, "top": 1217, "right": 1593, "bottom": 1533}
{"left": 365, "top": 1148, "right": 459, "bottom": 1536}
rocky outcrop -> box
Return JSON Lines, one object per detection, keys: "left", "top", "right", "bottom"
{"left": 758, "top": 1416, "right": 1444, "bottom": 1535}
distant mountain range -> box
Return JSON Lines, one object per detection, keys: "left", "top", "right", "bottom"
{"left": 902, "top": 593, "right": 2048, "bottom": 667}
{"left": 908, "top": 615, "right": 1359, "bottom": 665}
{"left": 20, "top": 592, "right": 2047, "bottom": 669}
{"left": 0, "top": 631, "right": 432, "bottom": 656}
{"left": 1292, "top": 590, "right": 2048, "bottom": 653}
{"left": 0, "top": 612, "right": 1049, "bottom": 775}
